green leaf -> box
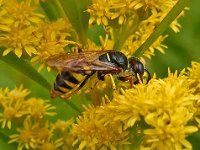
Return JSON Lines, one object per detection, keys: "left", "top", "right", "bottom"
{"left": 87, "top": 24, "right": 105, "bottom": 45}
{"left": 134, "top": 0, "right": 190, "bottom": 57}
{"left": 58, "top": 0, "right": 92, "bottom": 45}
{"left": 0, "top": 52, "right": 51, "bottom": 91}
{"left": 0, "top": 131, "right": 17, "bottom": 149}
{"left": 188, "top": 131, "right": 200, "bottom": 150}
{"left": 40, "top": 0, "right": 61, "bottom": 21}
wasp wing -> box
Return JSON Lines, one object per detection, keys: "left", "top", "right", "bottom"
{"left": 45, "top": 51, "right": 122, "bottom": 73}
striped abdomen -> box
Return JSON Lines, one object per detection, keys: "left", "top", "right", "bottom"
{"left": 52, "top": 71, "right": 87, "bottom": 98}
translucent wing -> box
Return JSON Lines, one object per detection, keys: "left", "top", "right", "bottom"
{"left": 45, "top": 51, "right": 123, "bottom": 73}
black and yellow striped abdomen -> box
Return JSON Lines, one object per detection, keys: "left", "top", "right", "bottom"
{"left": 52, "top": 71, "right": 88, "bottom": 98}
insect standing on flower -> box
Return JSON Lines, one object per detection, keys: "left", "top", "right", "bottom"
{"left": 45, "top": 50, "right": 151, "bottom": 99}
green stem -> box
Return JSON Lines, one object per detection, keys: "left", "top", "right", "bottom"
{"left": 134, "top": 0, "right": 190, "bottom": 57}
{"left": 53, "top": 0, "right": 68, "bottom": 19}
{"left": 40, "top": 0, "right": 60, "bottom": 21}
{"left": 58, "top": 0, "right": 91, "bottom": 46}
{"left": 64, "top": 100, "right": 82, "bottom": 113}
{"left": 113, "top": 14, "right": 139, "bottom": 50}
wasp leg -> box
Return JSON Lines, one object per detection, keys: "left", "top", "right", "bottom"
{"left": 108, "top": 74, "right": 116, "bottom": 91}
{"left": 60, "top": 75, "right": 91, "bottom": 99}
{"left": 118, "top": 76, "right": 134, "bottom": 88}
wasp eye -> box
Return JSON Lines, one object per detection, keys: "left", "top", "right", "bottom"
{"left": 136, "top": 61, "right": 144, "bottom": 76}
{"left": 129, "top": 58, "right": 144, "bottom": 76}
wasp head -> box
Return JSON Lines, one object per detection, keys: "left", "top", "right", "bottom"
{"left": 128, "top": 57, "right": 145, "bottom": 84}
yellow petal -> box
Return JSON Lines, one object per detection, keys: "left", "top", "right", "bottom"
{"left": 102, "top": 16, "right": 108, "bottom": 25}
{"left": 184, "top": 126, "right": 198, "bottom": 133}
{"left": 180, "top": 139, "right": 192, "bottom": 149}
{"left": 0, "top": 25, "right": 11, "bottom": 31}
{"left": 97, "top": 17, "right": 101, "bottom": 25}
{"left": 3, "top": 48, "right": 13, "bottom": 56}
{"left": 15, "top": 47, "right": 22, "bottom": 58}
{"left": 134, "top": 3, "right": 144, "bottom": 10}
{"left": 24, "top": 46, "right": 37, "bottom": 56}
{"left": 119, "top": 15, "right": 124, "bottom": 24}
{"left": 7, "top": 120, "right": 11, "bottom": 129}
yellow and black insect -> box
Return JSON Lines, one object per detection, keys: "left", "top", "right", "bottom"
{"left": 46, "top": 50, "right": 151, "bottom": 99}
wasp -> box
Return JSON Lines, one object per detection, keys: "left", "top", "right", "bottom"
{"left": 45, "top": 50, "right": 151, "bottom": 99}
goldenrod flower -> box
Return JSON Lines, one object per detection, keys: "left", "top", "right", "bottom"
{"left": 0, "top": 86, "right": 29, "bottom": 129}
{"left": 87, "top": 0, "right": 183, "bottom": 60}
{"left": 9, "top": 118, "right": 64, "bottom": 150}
{"left": 0, "top": 0, "right": 43, "bottom": 58}
{"left": 0, "top": 85, "right": 56, "bottom": 130}
{"left": 52, "top": 119, "right": 74, "bottom": 133}
{"left": 52, "top": 119, "right": 74, "bottom": 149}
{"left": 9, "top": 117, "right": 38, "bottom": 150}
{"left": 71, "top": 105, "right": 130, "bottom": 150}
{"left": 188, "top": 61, "right": 200, "bottom": 90}
{"left": 71, "top": 68, "right": 199, "bottom": 149}
{"left": 25, "top": 98, "right": 56, "bottom": 119}
{"left": 40, "top": 138, "right": 64, "bottom": 150}
{"left": 0, "top": 0, "right": 197, "bottom": 149}
{"left": 30, "top": 19, "right": 74, "bottom": 71}
{"left": 87, "top": 0, "right": 112, "bottom": 25}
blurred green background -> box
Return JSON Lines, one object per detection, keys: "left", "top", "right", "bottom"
{"left": 0, "top": 0, "right": 200, "bottom": 149}
{"left": 148, "top": 0, "right": 200, "bottom": 78}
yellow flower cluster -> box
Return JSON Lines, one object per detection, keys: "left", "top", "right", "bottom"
{"left": 0, "top": 85, "right": 63, "bottom": 149}
{"left": 0, "top": 1, "right": 198, "bottom": 149}
{"left": 0, "top": 0, "right": 185, "bottom": 69}
{"left": 87, "top": 0, "right": 144, "bottom": 25}
{"left": 0, "top": 86, "right": 56, "bottom": 129}
{"left": 0, "top": 0, "right": 43, "bottom": 58}
{"left": 87, "top": 0, "right": 183, "bottom": 60}
{"left": 1, "top": 61, "right": 199, "bottom": 150}
{"left": 71, "top": 62, "right": 200, "bottom": 150}
{"left": 0, "top": 0, "right": 74, "bottom": 71}
{"left": 72, "top": 105, "right": 130, "bottom": 150}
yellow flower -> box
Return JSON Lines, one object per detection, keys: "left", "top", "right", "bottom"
{"left": 87, "top": 0, "right": 144, "bottom": 25}
{"left": 0, "top": 86, "right": 29, "bottom": 129}
{"left": 71, "top": 105, "right": 130, "bottom": 150}
{"left": 30, "top": 19, "right": 75, "bottom": 71}
{"left": 9, "top": 117, "right": 64, "bottom": 150}
{"left": 188, "top": 61, "right": 200, "bottom": 90}
{"left": 0, "top": 0, "right": 44, "bottom": 57}
{"left": 87, "top": 0, "right": 183, "bottom": 60}
{"left": 0, "top": 85, "right": 56, "bottom": 130}
{"left": 52, "top": 119, "right": 75, "bottom": 149}
{"left": 87, "top": 0, "right": 112, "bottom": 25}
{"left": 40, "top": 138, "right": 64, "bottom": 150}
{"left": 52, "top": 119, "right": 74, "bottom": 133}
{"left": 25, "top": 98, "right": 56, "bottom": 119}
{"left": 110, "top": 0, "right": 144, "bottom": 24}
{"left": 9, "top": 117, "right": 37, "bottom": 150}
{"left": 74, "top": 68, "right": 199, "bottom": 149}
